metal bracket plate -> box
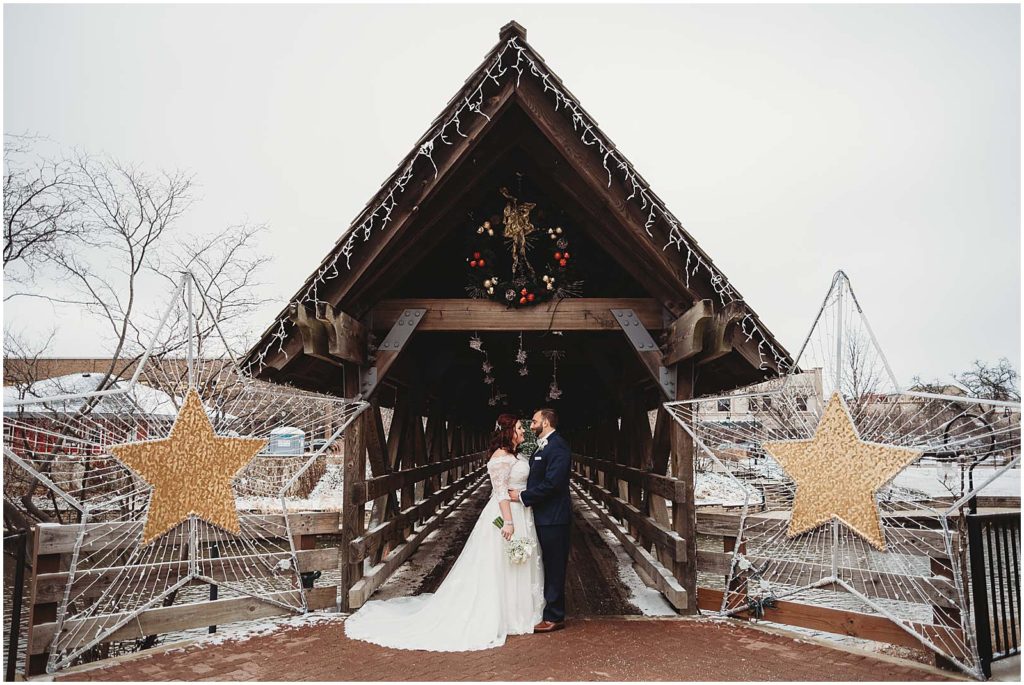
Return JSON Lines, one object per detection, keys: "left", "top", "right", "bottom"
{"left": 359, "top": 308, "right": 426, "bottom": 397}
{"left": 611, "top": 308, "right": 677, "bottom": 399}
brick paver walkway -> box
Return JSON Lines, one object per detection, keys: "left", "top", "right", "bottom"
{"left": 56, "top": 615, "right": 956, "bottom": 681}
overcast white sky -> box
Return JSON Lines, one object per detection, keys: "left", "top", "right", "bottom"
{"left": 3, "top": 3, "right": 1020, "bottom": 386}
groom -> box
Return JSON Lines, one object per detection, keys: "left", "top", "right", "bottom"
{"left": 509, "top": 408, "right": 571, "bottom": 633}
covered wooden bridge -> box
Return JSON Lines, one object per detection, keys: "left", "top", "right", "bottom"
{"left": 242, "top": 21, "right": 792, "bottom": 616}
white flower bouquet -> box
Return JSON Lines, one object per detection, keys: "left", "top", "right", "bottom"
{"left": 506, "top": 537, "right": 534, "bottom": 565}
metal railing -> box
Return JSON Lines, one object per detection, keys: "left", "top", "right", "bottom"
{"left": 966, "top": 512, "right": 1021, "bottom": 678}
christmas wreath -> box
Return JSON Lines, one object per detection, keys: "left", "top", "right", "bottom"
{"left": 465, "top": 187, "right": 582, "bottom": 307}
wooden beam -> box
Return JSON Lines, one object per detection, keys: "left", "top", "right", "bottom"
{"left": 697, "top": 550, "right": 958, "bottom": 608}
{"left": 573, "top": 454, "right": 686, "bottom": 503}
{"left": 320, "top": 303, "right": 367, "bottom": 365}
{"left": 695, "top": 511, "right": 955, "bottom": 561}
{"left": 35, "top": 513, "right": 341, "bottom": 555}
{"left": 663, "top": 300, "right": 714, "bottom": 366}
{"left": 696, "top": 588, "right": 964, "bottom": 653}
{"left": 368, "top": 298, "right": 663, "bottom": 332}
{"left": 697, "top": 302, "right": 746, "bottom": 366}
{"left": 340, "top": 363, "right": 367, "bottom": 611}
{"left": 30, "top": 587, "right": 337, "bottom": 655}
{"left": 33, "top": 549, "right": 338, "bottom": 604}
{"left": 670, "top": 361, "right": 699, "bottom": 613}
{"left": 290, "top": 303, "right": 343, "bottom": 367}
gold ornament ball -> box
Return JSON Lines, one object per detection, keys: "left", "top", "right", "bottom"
{"left": 483, "top": 220, "right": 491, "bottom": 229}
{"left": 556, "top": 227, "right": 563, "bottom": 234}
{"left": 487, "top": 287, "right": 495, "bottom": 295}
{"left": 484, "top": 279, "right": 493, "bottom": 288}
{"left": 542, "top": 275, "right": 550, "bottom": 282}
{"left": 487, "top": 229, "right": 494, "bottom": 236}
{"left": 476, "top": 226, "right": 484, "bottom": 234}
{"left": 546, "top": 283, "right": 554, "bottom": 290}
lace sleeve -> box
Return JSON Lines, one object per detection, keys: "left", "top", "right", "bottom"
{"left": 487, "top": 457, "right": 513, "bottom": 502}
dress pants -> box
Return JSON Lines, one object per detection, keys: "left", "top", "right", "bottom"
{"left": 536, "top": 523, "right": 570, "bottom": 622}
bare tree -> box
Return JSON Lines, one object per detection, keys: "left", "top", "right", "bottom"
{"left": 3, "top": 134, "right": 81, "bottom": 275}
{"left": 4, "top": 144, "right": 272, "bottom": 530}
{"left": 843, "top": 328, "right": 885, "bottom": 403}
{"left": 954, "top": 358, "right": 1020, "bottom": 402}
{"left": 3, "top": 328, "right": 56, "bottom": 400}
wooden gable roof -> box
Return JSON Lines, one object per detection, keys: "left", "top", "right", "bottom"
{"left": 244, "top": 22, "right": 792, "bottom": 395}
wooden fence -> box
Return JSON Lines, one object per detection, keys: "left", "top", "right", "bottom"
{"left": 695, "top": 511, "right": 966, "bottom": 656}
{"left": 570, "top": 453, "right": 689, "bottom": 610}
{"left": 22, "top": 512, "right": 340, "bottom": 677}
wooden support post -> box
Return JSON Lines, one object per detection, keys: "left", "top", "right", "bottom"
{"left": 340, "top": 363, "right": 367, "bottom": 612}
{"left": 26, "top": 527, "right": 60, "bottom": 677}
{"left": 930, "top": 555, "right": 960, "bottom": 671}
{"left": 365, "top": 399, "right": 397, "bottom": 565}
{"left": 669, "top": 361, "right": 698, "bottom": 613}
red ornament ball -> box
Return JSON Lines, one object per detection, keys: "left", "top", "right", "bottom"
{"left": 519, "top": 296, "right": 527, "bottom": 305}
{"left": 563, "top": 252, "right": 570, "bottom": 259}
{"left": 559, "top": 258, "right": 567, "bottom": 267}
{"left": 520, "top": 288, "right": 528, "bottom": 296}
{"left": 479, "top": 259, "right": 486, "bottom": 267}
{"left": 554, "top": 252, "right": 562, "bottom": 260}
{"left": 473, "top": 251, "right": 481, "bottom": 259}
{"left": 527, "top": 293, "right": 535, "bottom": 302}
{"left": 470, "top": 260, "right": 478, "bottom": 268}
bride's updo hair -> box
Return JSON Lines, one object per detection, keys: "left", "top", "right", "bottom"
{"left": 489, "top": 413, "right": 518, "bottom": 454}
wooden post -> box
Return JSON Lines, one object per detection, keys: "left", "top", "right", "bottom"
{"left": 669, "top": 360, "right": 698, "bottom": 613}
{"left": 930, "top": 555, "right": 960, "bottom": 671}
{"left": 340, "top": 363, "right": 367, "bottom": 612}
{"left": 26, "top": 527, "right": 60, "bottom": 677}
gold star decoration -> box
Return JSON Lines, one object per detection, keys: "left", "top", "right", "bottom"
{"left": 762, "top": 392, "right": 922, "bottom": 551}
{"left": 110, "top": 388, "right": 267, "bottom": 545}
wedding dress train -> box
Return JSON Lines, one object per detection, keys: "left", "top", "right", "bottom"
{"left": 343, "top": 453, "right": 545, "bottom": 651}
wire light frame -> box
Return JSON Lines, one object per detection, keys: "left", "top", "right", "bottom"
{"left": 3, "top": 273, "right": 368, "bottom": 673}
{"left": 664, "top": 271, "right": 1020, "bottom": 680}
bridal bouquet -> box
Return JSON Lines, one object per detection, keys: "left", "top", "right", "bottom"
{"left": 492, "top": 517, "right": 534, "bottom": 564}
{"left": 506, "top": 538, "right": 534, "bottom": 565}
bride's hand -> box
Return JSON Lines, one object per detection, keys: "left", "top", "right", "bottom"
{"left": 501, "top": 522, "right": 514, "bottom": 541}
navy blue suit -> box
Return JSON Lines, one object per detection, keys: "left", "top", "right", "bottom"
{"left": 520, "top": 431, "right": 571, "bottom": 622}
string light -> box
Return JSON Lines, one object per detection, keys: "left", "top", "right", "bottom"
{"left": 245, "top": 36, "right": 789, "bottom": 379}
{"left": 664, "top": 272, "right": 1021, "bottom": 680}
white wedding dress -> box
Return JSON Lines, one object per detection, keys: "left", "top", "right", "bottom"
{"left": 344, "top": 452, "right": 545, "bottom": 651}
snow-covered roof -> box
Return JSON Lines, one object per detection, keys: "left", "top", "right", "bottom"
{"left": 4, "top": 373, "right": 181, "bottom": 417}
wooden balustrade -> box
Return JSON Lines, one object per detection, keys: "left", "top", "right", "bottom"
{"left": 693, "top": 511, "right": 967, "bottom": 654}
{"left": 22, "top": 512, "right": 341, "bottom": 676}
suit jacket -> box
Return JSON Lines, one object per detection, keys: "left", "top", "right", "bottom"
{"left": 521, "top": 431, "right": 572, "bottom": 526}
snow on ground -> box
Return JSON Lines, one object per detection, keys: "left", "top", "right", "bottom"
{"left": 693, "top": 471, "right": 762, "bottom": 507}
{"left": 892, "top": 463, "right": 1020, "bottom": 499}
{"left": 236, "top": 463, "right": 345, "bottom": 512}
{"left": 160, "top": 610, "right": 347, "bottom": 652}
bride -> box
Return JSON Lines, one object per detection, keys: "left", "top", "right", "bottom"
{"left": 343, "top": 414, "right": 545, "bottom": 651}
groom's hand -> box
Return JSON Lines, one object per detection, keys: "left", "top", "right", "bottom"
{"left": 508, "top": 489, "right": 520, "bottom": 502}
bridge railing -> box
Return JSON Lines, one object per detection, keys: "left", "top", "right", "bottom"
{"left": 20, "top": 512, "right": 341, "bottom": 677}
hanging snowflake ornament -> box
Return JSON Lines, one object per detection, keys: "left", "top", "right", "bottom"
{"left": 546, "top": 382, "right": 563, "bottom": 401}
{"left": 3, "top": 273, "right": 369, "bottom": 674}
{"left": 663, "top": 271, "right": 1020, "bottom": 679}
{"left": 469, "top": 334, "right": 484, "bottom": 352}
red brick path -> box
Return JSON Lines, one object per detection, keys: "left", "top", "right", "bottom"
{"left": 56, "top": 615, "right": 955, "bottom": 682}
